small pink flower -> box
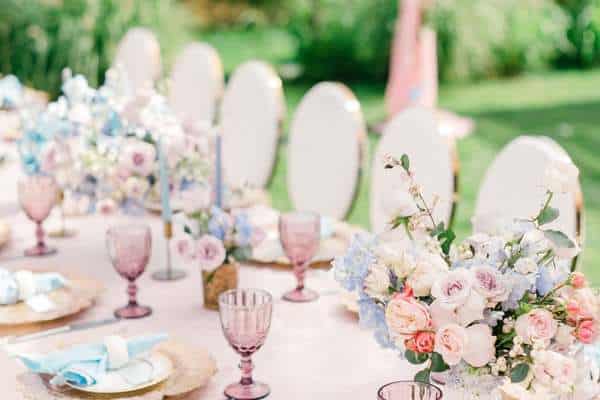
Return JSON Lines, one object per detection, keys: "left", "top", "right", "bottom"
{"left": 196, "top": 235, "right": 226, "bottom": 271}
{"left": 575, "top": 320, "right": 597, "bottom": 344}
{"left": 97, "top": 198, "right": 117, "bottom": 215}
{"left": 515, "top": 309, "right": 558, "bottom": 344}
{"left": 571, "top": 272, "right": 587, "bottom": 289}
{"left": 385, "top": 294, "right": 431, "bottom": 336}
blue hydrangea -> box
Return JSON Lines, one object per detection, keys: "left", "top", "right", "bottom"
{"left": 358, "top": 296, "right": 394, "bottom": 349}
{"left": 502, "top": 271, "right": 534, "bottom": 311}
{"left": 332, "top": 233, "right": 376, "bottom": 292}
{"left": 101, "top": 111, "right": 122, "bottom": 137}
{"left": 208, "top": 206, "right": 231, "bottom": 241}
{"left": 234, "top": 213, "right": 253, "bottom": 247}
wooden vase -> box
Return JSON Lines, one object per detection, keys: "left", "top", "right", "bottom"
{"left": 201, "top": 262, "right": 238, "bottom": 310}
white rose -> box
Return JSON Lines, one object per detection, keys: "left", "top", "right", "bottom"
{"left": 375, "top": 242, "right": 416, "bottom": 279}
{"left": 514, "top": 257, "right": 538, "bottom": 275}
{"left": 406, "top": 252, "right": 448, "bottom": 297}
{"left": 544, "top": 157, "right": 579, "bottom": 194}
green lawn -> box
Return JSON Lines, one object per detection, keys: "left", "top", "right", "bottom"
{"left": 193, "top": 29, "right": 600, "bottom": 284}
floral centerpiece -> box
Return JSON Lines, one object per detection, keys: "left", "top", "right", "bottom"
{"left": 334, "top": 154, "right": 599, "bottom": 399}
{"left": 173, "top": 206, "right": 264, "bottom": 310}
{"left": 18, "top": 69, "right": 211, "bottom": 216}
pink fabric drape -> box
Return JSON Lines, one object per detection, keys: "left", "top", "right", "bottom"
{"left": 384, "top": 0, "right": 422, "bottom": 116}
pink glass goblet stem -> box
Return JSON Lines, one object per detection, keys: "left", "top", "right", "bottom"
{"left": 377, "top": 381, "right": 443, "bottom": 400}
{"left": 219, "top": 289, "right": 273, "bottom": 400}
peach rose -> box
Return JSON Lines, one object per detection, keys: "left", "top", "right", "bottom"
{"left": 463, "top": 324, "right": 495, "bottom": 367}
{"left": 385, "top": 294, "right": 432, "bottom": 336}
{"left": 515, "top": 309, "right": 557, "bottom": 344}
{"left": 434, "top": 324, "right": 468, "bottom": 366}
{"left": 405, "top": 331, "right": 435, "bottom": 354}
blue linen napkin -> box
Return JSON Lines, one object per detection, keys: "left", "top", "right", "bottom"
{"left": 0, "top": 269, "right": 67, "bottom": 305}
{"left": 15, "top": 334, "right": 168, "bottom": 387}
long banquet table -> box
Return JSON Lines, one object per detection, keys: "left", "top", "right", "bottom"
{"left": 0, "top": 150, "right": 416, "bottom": 399}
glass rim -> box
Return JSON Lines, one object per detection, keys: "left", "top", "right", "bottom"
{"left": 218, "top": 288, "right": 273, "bottom": 309}
{"left": 106, "top": 223, "right": 151, "bottom": 233}
{"left": 377, "top": 380, "right": 443, "bottom": 400}
{"left": 279, "top": 210, "right": 320, "bottom": 220}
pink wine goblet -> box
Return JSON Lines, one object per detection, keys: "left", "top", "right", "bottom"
{"left": 219, "top": 288, "right": 273, "bottom": 400}
{"left": 377, "top": 381, "right": 443, "bottom": 400}
{"left": 18, "top": 175, "right": 59, "bottom": 256}
{"left": 278, "top": 211, "right": 321, "bottom": 302}
{"left": 106, "top": 224, "right": 152, "bottom": 319}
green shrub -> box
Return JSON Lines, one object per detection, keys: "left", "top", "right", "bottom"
{"left": 289, "top": 0, "right": 569, "bottom": 83}
{"left": 0, "top": 0, "right": 194, "bottom": 98}
{"left": 554, "top": 0, "right": 600, "bottom": 68}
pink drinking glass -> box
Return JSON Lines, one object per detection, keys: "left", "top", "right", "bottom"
{"left": 106, "top": 224, "right": 152, "bottom": 319}
{"left": 219, "top": 288, "right": 273, "bottom": 400}
{"left": 378, "top": 381, "right": 443, "bottom": 400}
{"left": 278, "top": 211, "right": 321, "bottom": 302}
{"left": 18, "top": 175, "right": 59, "bottom": 256}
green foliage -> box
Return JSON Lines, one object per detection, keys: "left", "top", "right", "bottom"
{"left": 414, "top": 368, "right": 431, "bottom": 383}
{"left": 405, "top": 349, "right": 429, "bottom": 364}
{"left": 510, "top": 363, "right": 530, "bottom": 383}
{"left": 0, "top": 0, "right": 193, "bottom": 98}
{"left": 555, "top": 0, "right": 600, "bottom": 68}
{"left": 430, "top": 352, "right": 450, "bottom": 373}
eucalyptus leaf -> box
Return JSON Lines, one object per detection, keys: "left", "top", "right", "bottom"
{"left": 510, "top": 363, "right": 530, "bottom": 383}
{"left": 414, "top": 368, "right": 431, "bottom": 383}
{"left": 544, "top": 229, "right": 575, "bottom": 249}
{"left": 184, "top": 225, "right": 192, "bottom": 235}
{"left": 400, "top": 154, "right": 410, "bottom": 172}
{"left": 537, "top": 206, "right": 559, "bottom": 225}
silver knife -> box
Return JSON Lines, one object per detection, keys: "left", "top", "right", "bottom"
{"left": 3, "top": 317, "right": 120, "bottom": 345}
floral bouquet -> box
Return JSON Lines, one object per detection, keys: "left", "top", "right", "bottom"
{"left": 334, "top": 154, "right": 599, "bottom": 399}
{"left": 18, "top": 69, "right": 211, "bottom": 216}
{"left": 173, "top": 206, "right": 264, "bottom": 309}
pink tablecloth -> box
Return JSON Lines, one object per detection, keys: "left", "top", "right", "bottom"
{"left": 0, "top": 158, "right": 412, "bottom": 399}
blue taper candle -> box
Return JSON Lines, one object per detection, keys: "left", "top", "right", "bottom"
{"left": 158, "top": 138, "right": 172, "bottom": 222}
{"left": 215, "top": 133, "right": 223, "bottom": 208}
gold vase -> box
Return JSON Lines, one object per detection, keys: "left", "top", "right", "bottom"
{"left": 201, "top": 262, "right": 238, "bottom": 310}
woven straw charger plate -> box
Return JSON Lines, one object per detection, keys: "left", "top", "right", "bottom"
{"left": 16, "top": 339, "right": 218, "bottom": 400}
{"left": 0, "top": 271, "right": 103, "bottom": 326}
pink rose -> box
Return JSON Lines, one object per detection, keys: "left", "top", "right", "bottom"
{"left": 472, "top": 265, "right": 510, "bottom": 304}
{"left": 173, "top": 235, "right": 197, "bottom": 263}
{"left": 118, "top": 140, "right": 156, "bottom": 176}
{"left": 463, "top": 324, "right": 495, "bottom": 367}
{"left": 575, "top": 320, "right": 597, "bottom": 344}
{"left": 405, "top": 331, "right": 436, "bottom": 354}
{"left": 385, "top": 294, "right": 432, "bottom": 336}
{"left": 515, "top": 309, "right": 558, "bottom": 344}
{"left": 570, "top": 272, "right": 587, "bottom": 289}
{"left": 434, "top": 324, "right": 468, "bottom": 366}
{"left": 430, "top": 270, "right": 486, "bottom": 326}
{"left": 533, "top": 351, "right": 576, "bottom": 389}
{"left": 97, "top": 198, "right": 117, "bottom": 215}
{"left": 196, "top": 235, "right": 226, "bottom": 271}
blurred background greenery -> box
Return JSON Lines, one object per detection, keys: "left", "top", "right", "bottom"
{"left": 2, "top": 0, "right": 599, "bottom": 280}
{"left": 6, "top": 0, "right": 600, "bottom": 95}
